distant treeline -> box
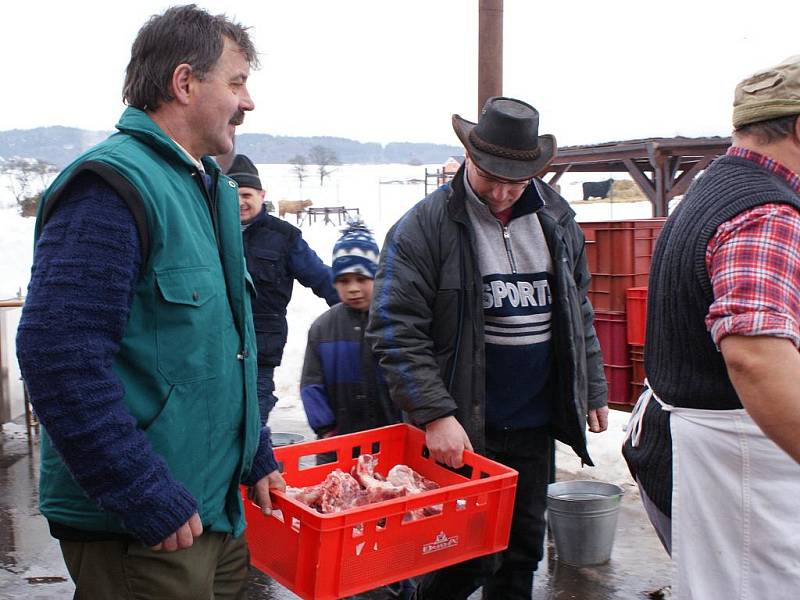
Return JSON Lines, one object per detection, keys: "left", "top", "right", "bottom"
{"left": 0, "top": 126, "right": 462, "bottom": 168}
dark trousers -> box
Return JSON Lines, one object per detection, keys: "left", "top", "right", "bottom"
{"left": 343, "top": 578, "right": 415, "bottom": 599}
{"left": 60, "top": 532, "right": 248, "bottom": 600}
{"left": 256, "top": 366, "right": 278, "bottom": 425}
{"left": 413, "top": 427, "right": 551, "bottom": 600}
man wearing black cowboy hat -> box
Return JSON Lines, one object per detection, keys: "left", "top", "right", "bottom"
{"left": 367, "top": 97, "right": 608, "bottom": 599}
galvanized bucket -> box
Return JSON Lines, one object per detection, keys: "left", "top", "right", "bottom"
{"left": 546, "top": 480, "right": 624, "bottom": 566}
{"left": 271, "top": 432, "right": 305, "bottom": 447}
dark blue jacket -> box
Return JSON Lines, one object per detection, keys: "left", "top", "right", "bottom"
{"left": 301, "top": 303, "right": 400, "bottom": 435}
{"left": 243, "top": 207, "right": 339, "bottom": 366}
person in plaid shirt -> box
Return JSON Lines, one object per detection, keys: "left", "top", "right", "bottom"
{"left": 623, "top": 55, "right": 800, "bottom": 599}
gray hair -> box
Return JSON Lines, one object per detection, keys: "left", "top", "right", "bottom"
{"left": 122, "top": 4, "right": 258, "bottom": 111}
{"left": 734, "top": 114, "right": 798, "bottom": 145}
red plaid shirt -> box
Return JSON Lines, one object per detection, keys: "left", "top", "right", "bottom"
{"left": 705, "top": 147, "right": 800, "bottom": 348}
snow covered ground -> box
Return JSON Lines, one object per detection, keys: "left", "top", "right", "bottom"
{"left": 0, "top": 163, "right": 648, "bottom": 489}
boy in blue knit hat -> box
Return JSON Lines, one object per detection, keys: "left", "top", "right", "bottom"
{"left": 300, "top": 220, "right": 413, "bottom": 599}
{"left": 329, "top": 220, "right": 381, "bottom": 308}
{"left": 300, "top": 220, "right": 397, "bottom": 439}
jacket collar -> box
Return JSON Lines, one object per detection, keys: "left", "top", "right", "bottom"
{"left": 115, "top": 106, "right": 222, "bottom": 177}
{"left": 343, "top": 303, "right": 368, "bottom": 320}
{"left": 250, "top": 205, "right": 269, "bottom": 226}
{"left": 447, "top": 162, "right": 575, "bottom": 226}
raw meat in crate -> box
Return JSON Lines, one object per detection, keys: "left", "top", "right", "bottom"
{"left": 284, "top": 484, "right": 324, "bottom": 508}
{"left": 353, "top": 454, "right": 409, "bottom": 503}
{"left": 285, "top": 454, "right": 441, "bottom": 517}
{"left": 387, "top": 463, "right": 438, "bottom": 494}
{"left": 286, "top": 469, "right": 366, "bottom": 514}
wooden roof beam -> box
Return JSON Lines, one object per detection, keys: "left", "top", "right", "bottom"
{"left": 669, "top": 154, "right": 714, "bottom": 198}
{"left": 550, "top": 164, "right": 649, "bottom": 173}
{"left": 649, "top": 138, "right": 731, "bottom": 153}
{"left": 553, "top": 146, "right": 649, "bottom": 162}
{"left": 545, "top": 164, "right": 570, "bottom": 185}
{"left": 622, "top": 157, "right": 656, "bottom": 201}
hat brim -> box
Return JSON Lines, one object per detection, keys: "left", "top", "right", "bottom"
{"left": 452, "top": 114, "right": 557, "bottom": 180}
{"left": 229, "top": 172, "right": 262, "bottom": 190}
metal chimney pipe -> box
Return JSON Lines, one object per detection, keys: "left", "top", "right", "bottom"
{"left": 478, "top": 0, "right": 503, "bottom": 115}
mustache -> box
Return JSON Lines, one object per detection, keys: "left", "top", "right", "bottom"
{"left": 230, "top": 111, "right": 245, "bottom": 126}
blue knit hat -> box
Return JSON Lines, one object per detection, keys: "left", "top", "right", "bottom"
{"left": 332, "top": 221, "right": 380, "bottom": 280}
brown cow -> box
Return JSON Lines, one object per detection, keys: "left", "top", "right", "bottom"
{"left": 278, "top": 199, "right": 313, "bottom": 218}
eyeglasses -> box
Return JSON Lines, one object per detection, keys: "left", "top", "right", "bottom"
{"left": 472, "top": 163, "right": 529, "bottom": 187}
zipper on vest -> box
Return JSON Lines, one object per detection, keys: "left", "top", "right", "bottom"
{"left": 502, "top": 225, "right": 518, "bottom": 274}
{"left": 193, "top": 170, "right": 220, "bottom": 243}
{"left": 193, "top": 169, "right": 243, "bottom": 362}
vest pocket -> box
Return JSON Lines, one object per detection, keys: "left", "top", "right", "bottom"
{"left": 143, "top": 383, "right": 210, "bottom": 503}
{"left": 155, "top": 267, "right": 222, "bottom": 383}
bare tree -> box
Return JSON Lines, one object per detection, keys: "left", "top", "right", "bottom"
{"left": 1, "top": 157, "right": 59, "bottom": 217}
{"left": 308, "top": 145, "right": 339, "bottom": 186}
{"left": 288, "top": 154, "right": 308, "bottom": 193}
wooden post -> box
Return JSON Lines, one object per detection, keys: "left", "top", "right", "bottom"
{"left": 0, "top": 299, "right": 24, "bottom": 425}
{"left": 654, "top": 170, "right": 667, "bottom": 217}
{"left": 478, "top": 0, "right": 503, "bottom": 113}
{"left": 0, "top": 309, "right": 9, "bottom": 423}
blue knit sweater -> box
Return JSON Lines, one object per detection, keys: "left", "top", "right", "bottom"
{"left": 17, "top": 174, "right": 277, "bottom": 545}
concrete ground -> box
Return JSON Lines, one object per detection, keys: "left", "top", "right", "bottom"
{"left": 0, "top": 417, "right": 672, "bottom": 600}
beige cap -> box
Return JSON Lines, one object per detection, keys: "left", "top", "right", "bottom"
{"left": 732, "top": 55, "right": 800, "bottom": 129}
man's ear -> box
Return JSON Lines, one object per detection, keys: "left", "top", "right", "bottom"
{"left": 171, "top": 63, "right": 194, "bottom": 105}
{"left": 258, "top": 189, "right": 266, "bottom": 201}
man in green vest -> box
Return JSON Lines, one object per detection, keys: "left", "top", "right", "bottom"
{"left": 16, "top": 6, "right": 284, "bottom": 599}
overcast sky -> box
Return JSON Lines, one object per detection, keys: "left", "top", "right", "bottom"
{"left": 2, "top": 1, "right": 797, "bottom": 147}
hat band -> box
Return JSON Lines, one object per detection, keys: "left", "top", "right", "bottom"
{"left": 469, "top": 130, "right": 541, "bottom": 161}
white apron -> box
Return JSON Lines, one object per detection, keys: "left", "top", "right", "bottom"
{"left": 627, "top": 382, "right": 800, "bottom": 599}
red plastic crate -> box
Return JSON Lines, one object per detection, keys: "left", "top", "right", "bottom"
{"left": 580, "top": 219, "right": 666, "bottom": 276}
{"left": 581, "top": 219, "right": 665, "bottom": 312}
{"left": 594, "top": 310, "right": 628, "bottom": 366}
{"left": 630, "top": 344, "right": 646, "bottom": 403}
{"left": 626, "top": 287, "right": 648, "bottom": 345}
{"left": 588, "top": 274, "right": 647, "bottom": 312}
{"left": 243, "top": 424, "right": 518, "bottom": 600}
{"left": 604, "top": 363, "right": 632, "bottom": 406}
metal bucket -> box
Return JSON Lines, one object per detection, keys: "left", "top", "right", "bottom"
{"left": 271, "top": 432, "right": 305, "bottom": 447}
{"left": 546, "top": 480, "right": 624, "bottom": 566}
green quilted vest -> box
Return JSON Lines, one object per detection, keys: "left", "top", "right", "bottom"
{"left": 34, "top": 107, "right": 260, "bottom": 538}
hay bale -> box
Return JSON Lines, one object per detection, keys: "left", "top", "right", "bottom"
{"left": 609, "top": 179, "right": 645, "bottom": 201}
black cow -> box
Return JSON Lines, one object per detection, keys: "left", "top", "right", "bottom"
{"left": 582, "top": 178, "right": 614, "bottom": 200}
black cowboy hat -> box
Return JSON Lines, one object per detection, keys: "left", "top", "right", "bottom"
{"left": 452, "top": 96, "right": 557, "bottom": 181}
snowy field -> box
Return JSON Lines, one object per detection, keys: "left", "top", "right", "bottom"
{"left": 0, "top": 163, "right": 652, "bottom": 489}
